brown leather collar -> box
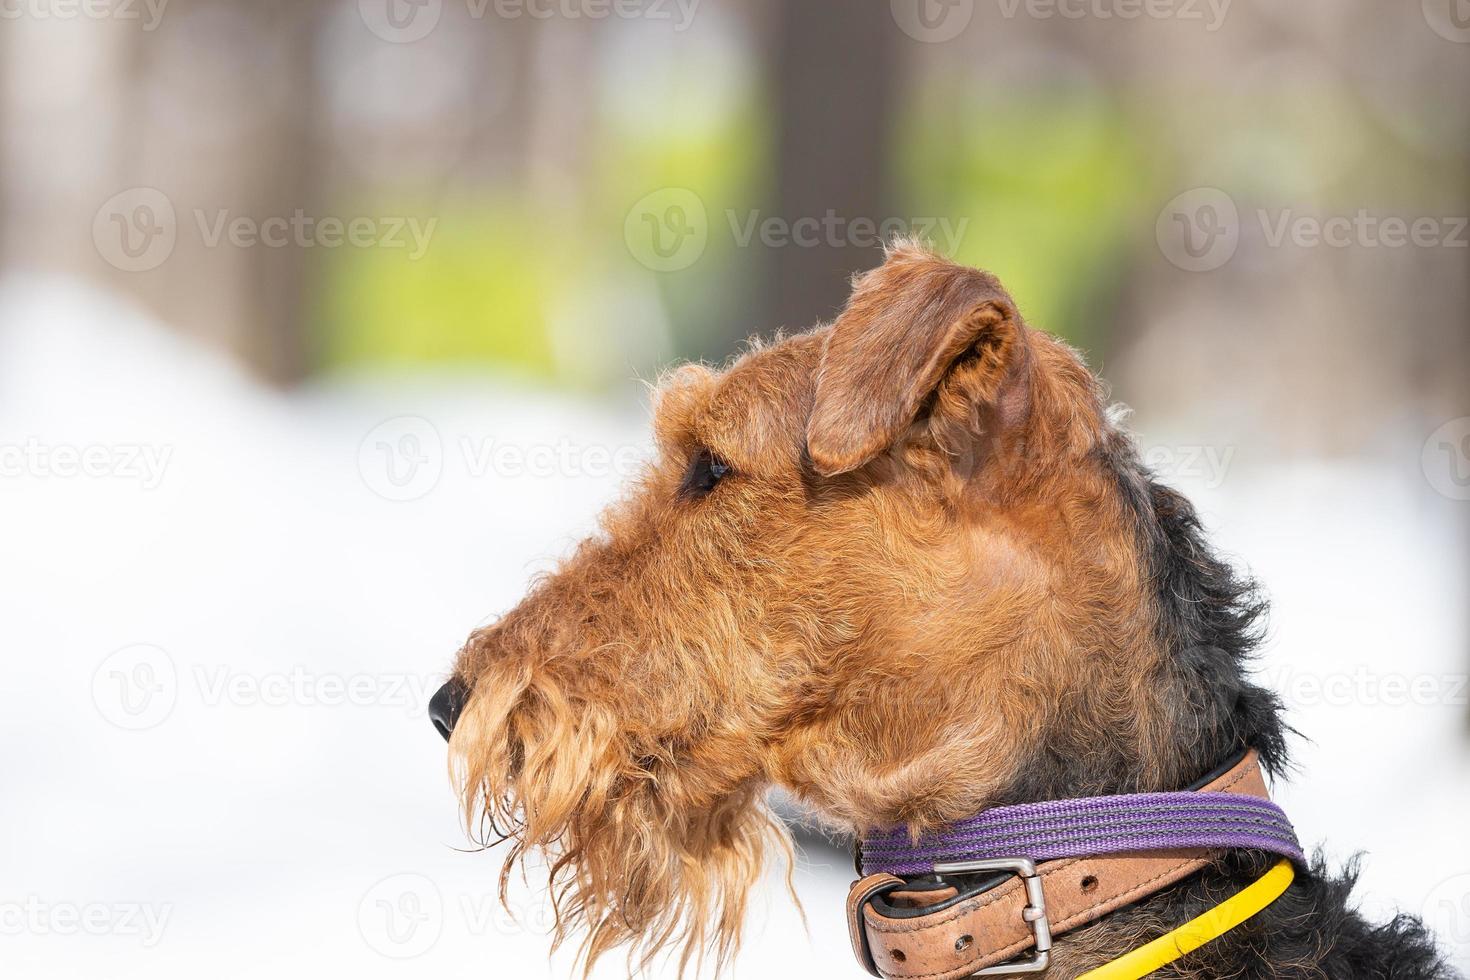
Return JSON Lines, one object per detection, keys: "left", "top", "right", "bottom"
{"left": 846, "top": 751, "right": 1272, "bottom": 979}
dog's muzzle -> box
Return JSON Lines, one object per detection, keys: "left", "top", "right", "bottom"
{"left": 429, "top": 677, "right": 469, "bottom": 742}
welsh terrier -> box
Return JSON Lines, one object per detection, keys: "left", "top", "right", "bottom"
{"left": 429, "top": 243, "right": 1454, "bottom": 978}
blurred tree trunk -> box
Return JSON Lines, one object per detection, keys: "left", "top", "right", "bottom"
{"left": 761, "top": 0, "right": 898, "bottom": 334}
{"left": 114, "top": 0, "right": 325, "bottom": 387}
{"left": 240, "top": 0, "right": 326, "bottom": 385}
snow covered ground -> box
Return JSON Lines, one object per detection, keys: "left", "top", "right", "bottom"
{"left": 1, "top": 277, "right": 1466, "bottom": 977}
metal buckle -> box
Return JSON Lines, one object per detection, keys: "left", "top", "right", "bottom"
{"left": 932, "top": 857, "right": 1052, "bottom": 976}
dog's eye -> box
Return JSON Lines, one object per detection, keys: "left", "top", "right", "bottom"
{"left": 679, "top": 449, "right": 732, "bottom": 500}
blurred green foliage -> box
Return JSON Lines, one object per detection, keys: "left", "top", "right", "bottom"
{"left": 316, "top": 65, "right": 1153, "bottom": 381}
{"left": 315, "top": 97, "right": 767, "bottom": 385}
{"left": 315, "top": 196, "right": 557, "bottom": 378}
{"left": 588, "top": 94, "right": 771, "bottom": 363}
{"left": 896, "top": 68, "right": 1151, "bottom": 353}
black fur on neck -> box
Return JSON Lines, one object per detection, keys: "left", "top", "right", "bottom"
{"left": 1135, "top": 468, "right": 1291, "bottom": 785}
{"left": 1070, "top": 850, "right": 1459, "bottom": 979}
{"left": 984, "top": 430, "right": 1456, "bottom": 977}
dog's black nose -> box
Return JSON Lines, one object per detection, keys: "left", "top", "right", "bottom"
{"left": 429, "top": 677, "right": 469, "bottom": 742}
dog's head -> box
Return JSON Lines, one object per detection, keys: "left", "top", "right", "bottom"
{"left": 437, "top": 241, "right": 1255, "bottom": 971}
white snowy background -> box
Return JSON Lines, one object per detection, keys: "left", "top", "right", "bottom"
{"left": 2, "top": 277, "right": 1467, "bottom": 977}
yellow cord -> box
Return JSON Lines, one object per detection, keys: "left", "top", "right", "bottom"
{"left": 1077, "top": 859, "right": 1295, "bottom": 980}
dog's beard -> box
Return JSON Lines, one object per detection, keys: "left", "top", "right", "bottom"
{"left": 450, "top": 665, "right": 793, "bottom": 976}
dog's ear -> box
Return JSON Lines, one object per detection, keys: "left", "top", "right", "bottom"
{"left": 806, "top": 243, "right": 1030, "bottom": 477}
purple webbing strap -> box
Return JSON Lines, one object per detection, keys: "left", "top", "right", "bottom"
{"left": 861, "top": 790, "right": 1304, "bottom": 877}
